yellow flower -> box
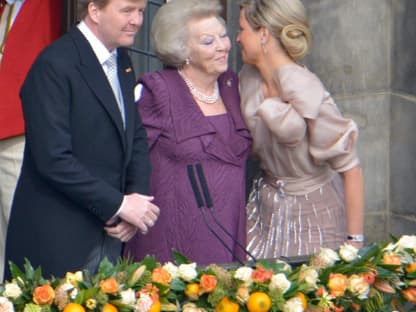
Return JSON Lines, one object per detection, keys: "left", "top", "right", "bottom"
{"left": 327, "top": 273, "right": 348, "bottom": 297}
{"left": 65, "top": 271, "right": 83, "bottom": 286}
{"left": 85, "top": 299, "right": 97, "bottom": 310}
{"left": 382, "top": 253, "right": 401, "bottom": 266}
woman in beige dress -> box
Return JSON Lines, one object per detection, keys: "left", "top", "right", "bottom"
{"left": 237, "top": 0, "right": 364, "bottom": 259}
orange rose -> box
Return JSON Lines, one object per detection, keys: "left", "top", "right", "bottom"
{"left": 251, "top": 266, "right": 272, "bottom": 283}
{"left": 152, "top": 267, "right": 172, "bottom": 286}
{"left": 99, "top": 278, "right": 119, "bottom": 294}
{"left": 199, "top": 274, "right": 217, "bottom": 293}
{"left": 382, "top": 254, "right": 401, "bottom": 266}
{"left": 406, "top": 263, "right": 416, "bottom": 274}
{"left": 33, "top": 285, "right": 55, "bottom": 305}
{"left": 402, "top": 287, "right": 416, "bottom": 304}
{"left": 327, "top": 273, "right": 348, "bottom": 297}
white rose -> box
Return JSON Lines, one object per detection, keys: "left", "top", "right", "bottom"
{"left": 178, "top": 263, "right": 197, "bottom": 282}
{"left": 3, "top": 283, "right": 22, "bottom": 299}
{"left": 269, "top": 273, "right": 291, "bottom": 294}
{"left": 136, "top": 293, "right": 153, "bottom": 312}
{"left": 282, "top": 297, "right": 303, "bottom": 312}
{"left": 182, "top": 303, "right": 203, "bottom": 312}
{"left": 298, "top": 265, "right": 319, "bottom": 290}
{"left": 347, "top": 274, "right": 370, "bottom": 299}
{"left": 339, "top": 243, "right": 359, "bottom": 262}
{"left": 396, "top": 235, "right": 416, "bottom": 250}
{"left": 163, "top": 262, "right": 180, "bottom": 279}
{"left": 70, "top": 288, "right": 78, "bottom": 299}
{"left": 234, "top": 267, "right": 253, "bottom": 286}
{"left": 311, "top": 248, "right": 340, "bottom": 268}
{"left": 0, "top": 297, "right": 14, "bottom": 312}
{"left": 120, "top": 289, "right": 136, "bottom": 305}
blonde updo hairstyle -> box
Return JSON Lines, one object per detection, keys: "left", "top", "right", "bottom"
{"left": 240, "top": 0, "right": 311, "bottom": 60}
{"left": 151, "top": 0, "right": 224, "bottom": 68}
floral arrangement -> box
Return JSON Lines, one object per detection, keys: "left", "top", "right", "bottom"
{"left": 1, "top": 235, "right": 416, "bottom": 312}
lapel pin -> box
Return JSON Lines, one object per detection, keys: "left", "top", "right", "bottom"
{"left": 125, "top": 67, "right": 132, "bottom": 73}
{"left": 226, "top": 79, "right": 232, "bottom": 87}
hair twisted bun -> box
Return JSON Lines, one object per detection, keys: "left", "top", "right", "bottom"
{"left": 280, "top": 24, "right": 311, "bottom": 59}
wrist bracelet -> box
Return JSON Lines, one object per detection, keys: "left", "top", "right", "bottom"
{"left": 347, "top": 234, "right": 365, "bottom": 243}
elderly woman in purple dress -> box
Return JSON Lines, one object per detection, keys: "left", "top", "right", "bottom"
{"left": 124, "top": 0, "right": 251, "bottom": 265}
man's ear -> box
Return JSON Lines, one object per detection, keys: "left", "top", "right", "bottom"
{"left": 87, "top": 2, "right": 100, "bottom": 23}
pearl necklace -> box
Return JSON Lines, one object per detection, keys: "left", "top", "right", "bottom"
{"left": 178, "top": 69, "right": 219, "bottom": 104}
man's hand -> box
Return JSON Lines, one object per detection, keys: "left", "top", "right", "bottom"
{"left": 118, "top": 193, "right": 160, "bottom": 234}
{"left": 105, "top": 220, "right": 137, "bottom": 242}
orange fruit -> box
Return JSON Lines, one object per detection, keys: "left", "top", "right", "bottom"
{"left": 63, "top": 303, "right": 86, "bottom": 312}
{"left": 215, "top": 296, "right": 240, "bottom": 312}
{"left": 406, "top": 263, "right": 416, "bottom": 273}
{"left": 149, "top": 300, "right": 161, "bottom": 312}
{"left": 184, "top": 283, "right": 200, "bottom": 301}
{"left": 102, "top": 303, "right": 118, "bottom": 312}
{"left": 246, "top": 292, "right": 272, "bottom": 312}
{"left": 296, "top": 292, "right": 308, "bottom": 310}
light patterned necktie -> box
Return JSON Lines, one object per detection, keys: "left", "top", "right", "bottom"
{"left": 106, "top": 53, "right": 125, "bottom": 127}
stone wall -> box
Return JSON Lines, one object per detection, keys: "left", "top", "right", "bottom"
{"left": 302, "top": 0, "right": 416, "bottom": 242}
{"left": 391, "top": 0, "right": 416, "bottom": 236}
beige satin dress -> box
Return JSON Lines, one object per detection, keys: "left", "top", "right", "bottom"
{"left": 239, "top": 64, "right": 360, "bottom": 259}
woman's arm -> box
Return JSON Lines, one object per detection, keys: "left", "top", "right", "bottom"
{"left": 341, "top": 166, "right": 365, "bottom": 248}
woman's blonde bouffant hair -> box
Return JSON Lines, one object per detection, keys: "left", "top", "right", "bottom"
{"left": 240, "top": 0, "right": 311, "bottom": 60}
{"left": 151, "top": 0, "right": 223, "bottom": 67}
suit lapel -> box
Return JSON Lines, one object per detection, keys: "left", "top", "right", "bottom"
{"left": 118, "top": 48, "right": 136, "bottom": 163}
{"left": 70, "top": 28, "right": 127, "bottom": 150}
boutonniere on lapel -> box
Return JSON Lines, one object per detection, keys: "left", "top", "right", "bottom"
{"left": 226, "top": 79, "right": 233, "bottom": 87}
{"left": 125, "top": 67, "right": 132, "bottom": 73}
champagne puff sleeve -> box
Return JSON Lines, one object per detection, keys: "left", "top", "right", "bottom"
{"left": 256, "top": 98, "right": 306, "bottom": 146}
{"left": 278, "top": 67, "right": 360, "bottom": 172}
{"left": 308, "top": 96, "right": 360, "bottom": 173}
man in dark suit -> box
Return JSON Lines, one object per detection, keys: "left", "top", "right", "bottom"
{"left": 4, "top": 0, "right": 159, "bottom": 280}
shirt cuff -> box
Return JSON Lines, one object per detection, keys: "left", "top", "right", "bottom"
{"left": 107, "top": 196, "right": 126, "bottom": 226}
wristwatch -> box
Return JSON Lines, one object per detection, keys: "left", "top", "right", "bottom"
{"left": 347, "top": 234, "right": 365, "bottom": 243}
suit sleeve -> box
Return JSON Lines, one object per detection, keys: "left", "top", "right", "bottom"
{"left": 125, "top": 99, "right": 151, "bottom": 195}
{"left": 21, "top": 54, "right": 123, "bottom": 222}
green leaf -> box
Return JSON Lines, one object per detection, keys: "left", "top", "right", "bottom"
{"left": 97, "top": 257, "right": 115, "bottom": 277}
{"left": 23, "top": 258, "right": 36, "bottom": 280}
{"left": 8, "top": 261, "right": 25, "bottom": 281}
{"left": 172, "top": 250, "right": 191, "bottom": 265}
{"left": 140, "top": 255, "right": 159, "bottom": 271}
{"left": 170, "top": 278, "right": 186, "bottom": 291}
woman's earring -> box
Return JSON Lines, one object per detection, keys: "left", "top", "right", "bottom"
{"left": 261, "top": 40, "right": 268, "bottom": 55}
{"left": 185, "top": 58, "right": 190, "bottom": 65}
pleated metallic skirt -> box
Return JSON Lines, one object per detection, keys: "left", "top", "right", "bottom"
{"left": 246, "top": 174, "right": 347, "bottom": 259}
